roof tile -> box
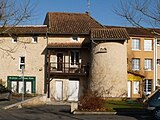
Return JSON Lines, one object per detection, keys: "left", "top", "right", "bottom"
{"left": 91, "top": 28, "right": 129, "bottom": 40}
{"left": 105, "top": 26, "right": 156, "bottom": 37}
{"left": 45, "top": 12, "right": 103, "bottom": 34}
{"left": 0, "top": 26, "right": 47, "bottom": 35}
{"left": 47, "top": 42, "right": 82, "bottom": 48}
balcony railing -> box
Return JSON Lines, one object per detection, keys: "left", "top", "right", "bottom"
{"left": 49, "top": 62, "right": 88, "bottom": 75}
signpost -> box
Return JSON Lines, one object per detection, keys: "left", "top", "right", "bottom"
{"left": 22, "top": 66, "right": 24, "bottom": 101}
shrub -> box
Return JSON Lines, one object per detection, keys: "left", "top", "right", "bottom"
{"left": 79, "top": 90, "right": 106, "bottom": 111}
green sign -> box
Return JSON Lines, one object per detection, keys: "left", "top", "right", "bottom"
{"left": 8, "top": 76, "right": 35, "bottom": 81}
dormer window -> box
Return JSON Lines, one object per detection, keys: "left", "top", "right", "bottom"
{"left": 72, "top": 36, "right": 79, "bottom": 41}
{"left": 12, "top": 37, "right": 18, "bottom": 43}
{"left": 32, "top": 36, "right": 38, "bottom": 43}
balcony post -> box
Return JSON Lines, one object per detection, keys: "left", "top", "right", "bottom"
{"left": 64, "top": 53, "right": 65, "bottom": 73}
{"left": 47, "top": 49, "right": 51, "bottom": 98}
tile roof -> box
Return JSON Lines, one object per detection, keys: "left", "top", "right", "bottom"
{"left": 47, "top": 42, "right": 83, "bottom": 48}
{"left": 91, "top": 28, "right": 129, "bottom": 40}
{"left": 0, "top": 26, "right": 47, "bottom": 35}
{"left": 105, "top": 26, "right": 156, "bottom": 37}
{"left": 44, "top": 12, "right": 103, "bottom": 34}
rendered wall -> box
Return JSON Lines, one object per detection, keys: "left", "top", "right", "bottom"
{"left": 90, "top": 41, "right": 128, "bottom": 97}
{"left": 0, "top": 36, "right": 46, "bottom": 94}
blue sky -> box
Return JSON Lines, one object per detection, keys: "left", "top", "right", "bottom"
{"left": 28, "top": 0, "right": 129, "bottom": 26}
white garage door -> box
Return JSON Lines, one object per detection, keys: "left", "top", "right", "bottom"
{"left": 68, "top": 80, "right": 79, "bottom": 101}
{"left": 55, "top": 81, "right": 63, "bottom": 101}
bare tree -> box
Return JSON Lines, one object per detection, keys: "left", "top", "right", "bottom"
{"left": 114, "top": 0, "right": 160, "bottom": 28}
{"left": 0, "top": 0, "right": 34, "bottom": 28}
{"left": 0, "top": 0, "right": 36, "bottom": 58}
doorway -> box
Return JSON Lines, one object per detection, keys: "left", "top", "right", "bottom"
{"left": 57, "top": 53, "right": 63, "bottom": 71}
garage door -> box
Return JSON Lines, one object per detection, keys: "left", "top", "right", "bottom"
{"left": 68, "top": 80, "right": 79, "bottom": 101}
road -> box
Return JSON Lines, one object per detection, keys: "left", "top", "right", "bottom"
{"left": 0, "top": 105, "right": 153, "bottom": 120}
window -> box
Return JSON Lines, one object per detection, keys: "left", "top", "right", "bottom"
{"left": 132, "top": 38, "right": 140, "bottom": 50}
{"left": 144, "top": 59, "right": 152, "bottom": 70}
{"left": 19, "top": 57, "right": 25, "bottom": 70}
{"left": 157, "top": 40, "right": 160, "bottom": 46}
{"left": 132, "top": 58, "right": 140, "bottom": 70}
{"left": 72, "top": 36, "right": 79, "bottom": 41}
{"left": 32, "top": 36, "right": 38, "bottom": 43}
{"left": 70, "top": 51, "right": 79, "bottom": 67}
{"left": 157, "top": 59, "right": 160, "bottom": 65}
{"left": 144, "top": 79, "right": 152, "bottom": 95}
{"left": 12, "top": 37, "right": 17, "bottom": 43}
{"left": 144, "top": 40, "right": 152, "bottom": 51}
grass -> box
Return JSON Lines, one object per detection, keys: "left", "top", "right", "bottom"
{"left": 105, "top": 100, "right": 145, "bottom": 112}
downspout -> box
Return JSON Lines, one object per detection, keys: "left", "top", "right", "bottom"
{"left": 154, "top": 37, "right": 157, "bottom": 91}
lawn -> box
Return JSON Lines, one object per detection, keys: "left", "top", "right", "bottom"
{"left": 105, "top": 100, "right": 145, "bottom": 112}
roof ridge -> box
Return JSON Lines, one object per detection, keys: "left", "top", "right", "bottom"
{"left": 105, "top": 25, "right": 160, "bottom": 30}
{"left": 87, "top": 14, "right": 103, "bottom": 28}
{"left": 47, "top": 12, "right": 87, "bottom": 15}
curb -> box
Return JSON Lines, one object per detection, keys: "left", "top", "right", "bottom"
{"left": 73, "top": 110, "right": 149, "bottom": 115}
{"left": 73, "top": 111, "right": 117, "bottom": 115}
{"left": 3, "top": 94, "right": 46, "bottom": 110}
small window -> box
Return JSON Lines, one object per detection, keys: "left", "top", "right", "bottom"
{"left": 72, "top": 36, "right": 79, "bottom": 41}
{"left": 19, "top": 57, "right": 25, "bottom": 70}
{"left": 144, "top": 40, "right": 152, "bottom": 51}
{"left": 70, "top": 51, "right": 80, "bottom": 67}
{"left": 144, "top": 59, "right": 152, "bottom": 70}
{"left": 157, "top": 59, "right": 160, "bottom": 65}
{"left": 12, "top": 37, "right": 18, "bottom": 43}
{"left": 157, "top": 40, "right": 160, "bottom": 46}
{"left": 132, "top": 58, "right": 140, "bottom": 70}
{"left": 32, "top": 36, "right": 38, "bottom": 43}
{"left": 132, "top": 38, "right": 140, "bottom": 50}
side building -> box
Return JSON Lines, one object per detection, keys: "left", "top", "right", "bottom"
{"left": 0, "top": 26, "right": 47, "bottom": 95}
{"left": 106, "top": 26, "right": 160, "bottom": 98}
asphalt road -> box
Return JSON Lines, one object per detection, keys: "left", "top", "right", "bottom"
{"left": 0, "top": 105, "right": 154, "bottom": 120}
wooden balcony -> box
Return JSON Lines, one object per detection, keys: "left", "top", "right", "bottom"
{"left": 49, "top": 62, "right": 88, "bottom": 77}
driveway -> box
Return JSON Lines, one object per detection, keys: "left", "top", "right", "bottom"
{"left": 0, "top": 105, "right": 153, "bottom": 120}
